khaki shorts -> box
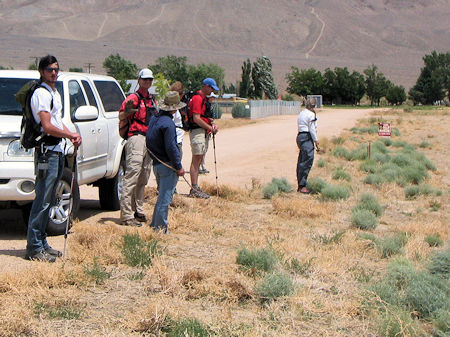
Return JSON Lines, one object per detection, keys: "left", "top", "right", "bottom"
{"left": 189, "top": 128, "right": 209, "bottom": 155}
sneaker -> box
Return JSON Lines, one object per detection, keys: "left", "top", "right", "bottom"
{"left": 189, "top": 188, "right": 210, "bottom": 199}
{"left": 25, "top": 251, "right": 56, "bottom": 263}
{"left": 199, "top": 168, "right": 210, "bottom": 174}
{"left": 121, "top": 219, "right": 143, "bottom": 227}
{"left": 45, "top": 247, "right": 63, "bottom": 257}
{"left": 299, "top": 187, "right": 311, "bottom": 194}
{"left": 134, "top": 212, "right": 147, "bottom": 222}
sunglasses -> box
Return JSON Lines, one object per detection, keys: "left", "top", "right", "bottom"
{"left": 45, "top": 67, "right": 59, "bottom": 73}
{"left": 141, "top": 78, "right": 153, "bottom": 81}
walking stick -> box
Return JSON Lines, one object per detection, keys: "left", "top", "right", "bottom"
{"left": 212, "top": 133, "right": 219, "bottom": 197}
{"left": 63, "top": 146, "right": 77, "bottom": 260}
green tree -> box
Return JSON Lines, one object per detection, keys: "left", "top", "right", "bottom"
{"left": 28, "top": 63, "right": 38, "bottom": 70}
{"left": 223, "top": 82, "right": 236, "bottom": 94}
{"left": 386, "top": 85, "right": 407, "bottom": 105}
{"left": 103, "top": 53, "right": 138, "bottom": 92}
{"left": 239, "top": 58, "right": 253, "bottom": 98}
{"left": 286, "top": 67, "right": 323, "bottom": 98}
{"left": 186, "top": 63, "right": 225, "bottom": 92}
{"left": 148, "top": 55, "right": 189, "bottom": 86}
{"left": 251, "top": 56, "right": 278, "bottom": 99}
{"left": 69, "top": 67, "right": 83, "bottom": 72}
{"left": 364, "top": 64, "right": 390, "bottom": 106}
{"left": 153, "top": 73, "right": 170, "bottom": 101}
{"left": 409, "top": 51, "right": 449, "bottom": 104}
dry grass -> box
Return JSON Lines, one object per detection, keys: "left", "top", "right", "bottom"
{"left": 0, "top": 108, "right": 448, "bottom": 336}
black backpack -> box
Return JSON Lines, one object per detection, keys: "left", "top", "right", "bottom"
{"left": 181, "top": 92, "right": 212, "bottom": 131}
{"left": 119, "top": 91, "right": 157, "bottom": 139}
{"left": 15, "top": 80, "right": 59, "bottom": 149}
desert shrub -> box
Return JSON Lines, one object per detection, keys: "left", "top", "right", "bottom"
{"left": 34, "top": 300, "right": 84, "bottom": 320}
{"left": 364, "top": 174, "right": 385, "bottom": 186}
{"left": 306, "top": 177, "right": 328, "bottom": 194}
{"left": 262, "top": 177, "right": 293, "bottom": 199}
{"left": 377, "top": 305, "right": 423, "bottom": 337}
{"left": 354, "top": 193, "right": 383, "bottom": 217}
{"left": 376, "top": 233, "right": 409, "bottom": 258}
{"left": 312, "top": 230, "right": 346, "bottom": 244}
{"left": 256, "top": 272, "right": 294, "bottom": 300}
{"left": 404, "top": 184, "right": 440, "bottom": 199}
{"left": 162, "top": 318, "right": 212, "bottom": 337}
{"left": 391, "top": 154, "right": 415, "bottom": 167}
{"left": 320, "top": 184, "right": 350, "bottom": 201}
{"left": 372, "top": 152, "right": 391, "bottom": 163}
{"left": 331, "top": 136, "right": 345, "bottom": 145}
{"left": 372, "top": 141, "right": 388, "bottom": 154}
{"left": 212, "top": 103, "right": 223, "bottom": 119}
{"left": 433, "top": 309, "right": 450, "bottom": 336}
{"left": 392, "top": 127, "right": 401, "bottom": 136}
{"left": 317, "top": 159, "right": 327, "bottom": 167}
{"left": 392, "top": 140, "right": 408, "bottom": 148}
{"left": 332, "top": 146, "right": 350, "bottom": 159}
{"left": 351, "top": 209, "right": 378, "bottom": 230}
{"left": 419, "top": 141, "right": 431, "bottom": 148}
{"left": 350, "top": 127, "right": 360, "bottom": 134}
{"left": 360, "top": 159, "right": 378, "bottom": 173}
{"left": 284, "top": 257, "right": 314, "bottom": 276}
{"left": 332, "top": 167, "right": 351, "bottom": 181}
{"left": 121, "top": 233, "right": 162, "bottom": 268}
{"left": 424, "top": 234, "right": 443, "bottom": 247}
{"left": 236, "top": 246, "right": 278, "bottom": 274}
{"left": 427, "top": 247, "right": 450, "bottom": 278}
{"left": 348, "top": 144, "right": 368, "bottom": 161}
{"left": 84, "top": 257, "right": 112, "bottom": 285}
{"left": 380, "top": 137, "right": 393, "bottom": 146}
{"left": 410, "top": 152, "right": 436, "bottom": 171}
{"left": 401, "top": 165, "right": 429, "bottom": 185}
{"left": 231, "top": 102, "right": 250, "bottom": 118}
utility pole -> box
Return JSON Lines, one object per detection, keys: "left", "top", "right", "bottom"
{"left": 84, "top": 63, "right": 95, "bottom": 74}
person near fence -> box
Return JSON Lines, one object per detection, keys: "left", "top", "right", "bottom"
{"left": 119, "top": 68, "right": 156, "bottom": 226}
{"left": 26, "top": 55, "right": 82, "bottom": 262}
{"left": 296, "top": 97, "right": 319, "bottom": 194}
{"left": 188, "top": 78, "right": 219, "bottom": 198}
{"left": 146, "top": 91, "right": 186, "bottom": 233}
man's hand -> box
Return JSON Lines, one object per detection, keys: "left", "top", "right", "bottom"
{"left": 124, "top": 100, "right": 138, "bottom": 116}
{"left": 211, "top": 123, "right": 219, "bottom": 134}
{"left": 176, "top": 168, "right": 185, "bottom": 176}
{"left": 71, "top": 133, "right": 82, "bottom": 147}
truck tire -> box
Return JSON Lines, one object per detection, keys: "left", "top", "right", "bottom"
{"left": 46, "top": 167, "right": 80, "bottom": 236}
{"left": 98, "top": 158, "right": 124, "bottom": 211}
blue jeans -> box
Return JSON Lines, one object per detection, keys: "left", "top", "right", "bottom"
{"left": 296, "top": 133, "right": 315, "bottom": 188}
{"left": 26, "top": 151, "right": 64, "bottom": 254}
{"left": 151, "top": 163, "right": 178, "bottom": 233}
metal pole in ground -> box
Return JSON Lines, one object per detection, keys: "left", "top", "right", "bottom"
{"left": 212, "top": 133, "right": 219, "bottom": 196}
{"left": 63, "top": 147, "right": 77, "bottom": 260}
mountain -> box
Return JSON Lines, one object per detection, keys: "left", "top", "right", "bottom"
{"left": 0, "top": 0, "right": 449, "bottom": 90}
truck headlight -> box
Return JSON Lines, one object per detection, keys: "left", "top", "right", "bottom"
{"left": 7, "top": 140, "right": 33, "bottom": 157}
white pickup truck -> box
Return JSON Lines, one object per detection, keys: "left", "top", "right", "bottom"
{"left": 0, "top": 70, "right": 126, "bottom": 235}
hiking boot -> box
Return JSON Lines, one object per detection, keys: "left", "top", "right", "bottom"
{"left": 25, "top": 251, "right": 56, "bottom": 263}
{"left": 189, "top": 188, "right": 210, "bottom": 199}
{"left": 199, "top": 167, "right": 210, "bottom": 174}
{"left": 121, "top": 218, "right": 143, "bottom": 227}
{"left": 134, "top": 212, "right": 147, "bottom": 223}
{"left": 299, "top": 187, "right": 311, "bottom": 194}
{"left": 45, "top": 247, "right": 63, "bottom": 257}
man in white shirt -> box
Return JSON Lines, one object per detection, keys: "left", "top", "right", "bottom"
{"left": 26, "top": 55, "right": 81, "bottom": 262}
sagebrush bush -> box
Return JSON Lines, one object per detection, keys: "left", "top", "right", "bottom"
{"left": 320, "top": 184, "right": 350, "bottom": 201}
{"left": 121, "top": 233, "right": 162, "bottom": 268}
{"left": 405, "top": 184, "right": 440, "bottom": 199}
{"left": 162, "top": 318, "right": 212, "bottom": 337}
{"left": 83, "top": 257, "right": 111, "bottom": 285}
{"left": 332, "top": 146, "right": 350, "bottom": 159}
{"left": 231, "top": 102, "right": 250, "bottom": 118}
{"left": 236, "top": 246, "right": 278, "bottom": 273}
{"left": 377, "top": 305, "right": 422, "bottom": 337}
{"left": 427, "top": 247, "right": 450, "bottom": 278}
{"left": 354, "top": 193, "right": 383, "bottom": 217}
{"left": 348, "top": 144, "right": 368, "bottom": 161}
{"left": 380, "top": 137, "right": 393, "bottom": 146}
{"left": 360, "top": 159, "right": 378, "bottom": 173}
{"left": 351, "top": 209, "right": 378, "bottom": 230}
{"left": 331, "top": 136, "right": 345, "bottom": 145}
{"left": 419, "top": 141, "right": 431, "bottom": 148}
{"left": 392, "top": 140, "right": 408, "bottom": 148}
{"left": 262, "top": 177, "right": 293, "bottom": 199}
{"left": 262, "top": 182, "right": 279, "bottom": 199}
{"left": 392, "top": 127, "right": 401, "bottom": 136}
{"left": 317, "top": 159, "right": 327, "bottom": 168}
{"left": 376, "top": 233, "right": 408, "bottom": 258}
{"left": 256, "top": 272, "right": 294, "bottom": 300}
{"left": 364, "top": 174, "right": 385, "bottom": 186}
{"left": 306, "top": 177, "right": 328, "bottom": 194}
{"left": 372, "top": 141, "right": 388, "bottom": 154}
{"left": 332, "top": 167, "right": 351, "bottom": 181}
{"left": 424, "top": 233, "right": 443, "bottom": 247}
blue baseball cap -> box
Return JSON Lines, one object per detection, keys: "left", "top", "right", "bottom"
{"left": 202, "top": 78, "right": 219, "bottom": 91}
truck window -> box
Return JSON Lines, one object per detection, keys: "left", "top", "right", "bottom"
{"left": 94, "top": 80, "right": 124, "bottom": 113}
{"left": 68, "top": 80, "right": 87, "bottom": 119}
{"left": 81, "top": 80, "right": 98, "bottom": 109}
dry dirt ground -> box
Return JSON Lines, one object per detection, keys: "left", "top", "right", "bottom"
{"left": 0, "top": 108, "right": 377, "bottom": 273}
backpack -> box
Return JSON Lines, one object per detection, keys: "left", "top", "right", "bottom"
{"left": 15, "top": 80, "right": 57, "bottom": 149}
{"left": 182, "top": 92, "right": 212, "bottom": 131}
{"left": 119, "top": 92, "right": 157, "bottom": 139}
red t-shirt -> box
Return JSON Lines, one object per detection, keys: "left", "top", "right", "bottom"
{"left": 188, "top": 90, "right": 211, "bottom": 127}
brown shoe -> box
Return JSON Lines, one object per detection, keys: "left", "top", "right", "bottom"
{"left": 299, "top": 187, "right": 311, "bottom": 194}
{"left": 121, "top": 219, "right": 143, "bottom": 227}
{"left": 45, "top": 247, "right": 63, "bottom": 257}
{"left": 134, "top": 212, "right": 147, "bottom": 222}
{"left": 189, "top": 188, "right": 210, "bottom": 199}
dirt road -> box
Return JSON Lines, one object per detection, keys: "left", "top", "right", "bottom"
{"left": 0, "top": 108, "right": 379, "bottom": 273}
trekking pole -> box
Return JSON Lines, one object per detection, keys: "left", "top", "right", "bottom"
{"left": 63, "top": 146, "right": 77, "bottom": 260}
{"left": 212, "top": 133, "right": 219, "bottom": 197}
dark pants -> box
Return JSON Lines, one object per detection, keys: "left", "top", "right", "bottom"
{"left": 296, "top": 133, "right": 315, "bottom": 189}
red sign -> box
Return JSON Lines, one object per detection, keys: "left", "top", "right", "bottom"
{"left": 378, "top": 123, "right": 391, "bottom": 137}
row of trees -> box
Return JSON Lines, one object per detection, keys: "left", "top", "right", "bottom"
{"left": 239, "top": 56, "right": 278, "bottom": 99}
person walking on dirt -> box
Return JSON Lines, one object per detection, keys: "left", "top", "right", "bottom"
{"left": 26, "top": 55, "right": 82, "bottom": 262}
{"left": 146, "top": 91, "right": 186, "bottom": 233}
{"left": 296, "top": 97, "right": 319, "bottom": 194}
{"left": 119, "top": 68, "right": 156, "bottom": 226}
{"left": 188, "top": 78, "right": 219, "bottom": 198}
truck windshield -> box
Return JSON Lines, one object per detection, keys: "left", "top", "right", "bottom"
{"left": 0, "top": 78, "right": 64, "bottom": 115}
